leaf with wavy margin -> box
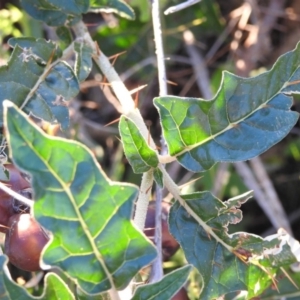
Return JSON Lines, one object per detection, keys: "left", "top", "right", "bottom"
{"left": 131, "top": 265, "right": 192, "bottom": 300}
{"left": 90, "top": 0, "right": 135, "bottom": 20}
{"left": 4, "top": 102, "right": 157, "bottom": 295}
{"left": 20, "top": 0, "right": 89, "bottom": 26}
{"left": 1, "top": 37, "right": 79, "bottom": 129}
{"left": 169, "top": 191, "right": 298, "bottom": 299}
{"left": 0, "top": 256, "right": 74, "bottom": 299}
{"left": 154, "top": 43, "right": 300, "bottom": 172}
{"left": 225, "top": 266, "right": 300, "bottom": 299}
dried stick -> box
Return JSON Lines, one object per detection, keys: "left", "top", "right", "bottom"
{"left": 234, "top": 162, "right": 278, "bottom": 227}
{"left": 250, "top": 158, "right": 292, "bottom": 233}
{"left": 183, "top": 30, "right": 212, "bottom": 100}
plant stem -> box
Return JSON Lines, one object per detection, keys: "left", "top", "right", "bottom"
{"left": 149, "top": 184, "right": 164, "bottom": 281}
{"left": 151, "top": 0, "right": 168, "bottom": 97}
{"left": 133, "top": 170, "right": 154, "bottom": 230}
{"left": 108, "top": 288, "right": 122, "bottom": 300}
{"left": 72, "top": 21, "right": 156, "bottom": 146}
{"left": 71, "top": 21, "right": 160, "bottom": 299}
{"left": 150, "top": 0, "right": 168, "bottom": 283}
{"left": 72, "top": 21, "right": 158, "bottom": 233}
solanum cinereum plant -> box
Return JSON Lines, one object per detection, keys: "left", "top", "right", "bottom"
{"left": 0, "top": 0, "right": 300, "bottom": 299}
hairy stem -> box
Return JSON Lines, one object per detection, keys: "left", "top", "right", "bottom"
{"left": 151, "top": 0, "right": 168, "bottom": 97}
{"left": 133, "top": 170, "right": 154, "bottom": 230}
{"left": 72, "top": 22, "right": 152, "bottom": 141}
{"left": 150, "top": 0, "right": 168, "bottom": 282}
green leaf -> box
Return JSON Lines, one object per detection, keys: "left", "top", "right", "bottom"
{"left": 226, "top": 267, "right": 300, "bottom": 299}
{"left": 169, "top": 191, "right": 298, "bottom": 299}
{"left": 4, "top": 102, "right": 157, "bottom": 295}
{"left": 90, "top": 0, "right": 135, "bottom": 20}
{"left": 74, "top": 42, "right": 93, "bottom": 82}
{"left": 40, "top": 273, "right": 75, "bottom": 299}
{"left": 0, "top": 165, "right": 9, "bottom": 181}
{"left": 131, "top": 265, "right": 192, "bottom": 300}
{"left": 258, "top": 236, "right": 300, "bottom": 299}
{"left": 254, "top": 269, "right": 300, "bottom": 299}
{"left": 154, "top": 43, "right": 300, "bottom": 172}
{"left": 153, "top": 168, "right": 163, "bottom": 188}
{"left": 0, "top": 255, "right": 74, "bottom": 299}
{"left": 20, "top": 0, "right": 89, "bottom": 26}
{"left": 56, "top": 26, "right": 73, "bottom": 46}
{"left": 77, "top": 287, "right": 111, "bottom": 300}
{"left": 129, "top": 0, "right": 150, "bottom": 22}
{"left": 8, "top": 37, "right": 63, "bottom": 61}
{"left": 119, "top": 116, "right": 159, "bottom": 173}
{"left": 1, "top": 37, "right": 79, "bottom": 129}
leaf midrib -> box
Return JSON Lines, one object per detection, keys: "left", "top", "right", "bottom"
{"left": 173, "top": 84, "right": 292, "bottom": 158}
{"left": 12, "top": 117, "right": 116, "bottom": 290}
{"left": 127, "top": 118, "right": 156, "bottom": 167}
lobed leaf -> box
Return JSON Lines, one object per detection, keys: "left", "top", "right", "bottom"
{"left": 20, "top": 0, "right": 89, "bottom": 26}
{"left": 131, "top": 265, "right": 192, "bottom": 300}
{"left": 4, "top": 102, "right": 157, "bottom": 295}
{"left": 154, "top": 43, "right": 300, "bottom": 172}
{"left": 0, "top": 256, "right": 74, "bottom": 299}
{"left": 169, "top": 191, "right": 298, "bottom": 299}
{"left": 0, "top": 37, "right": 79, "bottom": 129}
{"left": 89, "top": 0, "right": 135, "bottom": 20}
{"left": 119, "top": 116, "right": 159, "bottom": 173}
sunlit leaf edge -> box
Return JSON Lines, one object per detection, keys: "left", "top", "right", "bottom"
{"left": 131, "top": 265, "right": 192, "bottom": 300}
{"left": 4, "top": 101, "right": 157, "bottom": 294}
{"left": 169, "top": 191, "right": 298, "bottom": 299}
{"left": 0, "top": 255, "right": 74, "bottom": 299}
{"left": 154, "top": 43, "right": 300, "bottom": 172}
{"left": 119, "top": 115, "right": 159, "bottom": 173}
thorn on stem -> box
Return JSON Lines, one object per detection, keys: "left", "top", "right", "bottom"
{"left": 146, "top": 184, "right": 152, "bottom": 194}
{"left": 94, "top": 41, "right": 101, "bottom": 56}
{"left": 104, "top": 117, "right": 120, "bottom": 127}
